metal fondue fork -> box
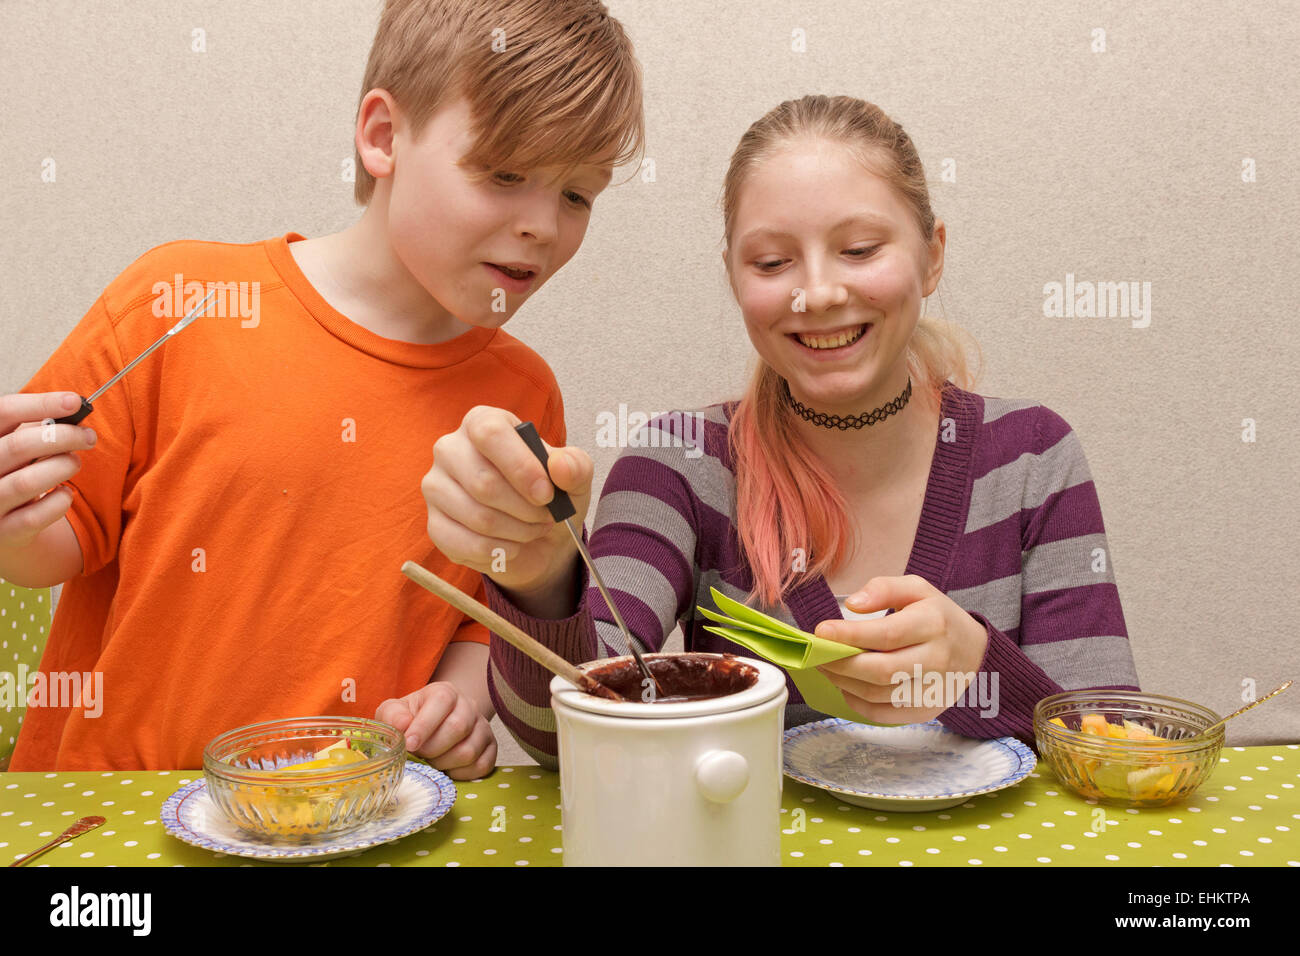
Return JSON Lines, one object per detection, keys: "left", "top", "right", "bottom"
{"left": 515, "top": 422, "right": 664, "bottom": 698}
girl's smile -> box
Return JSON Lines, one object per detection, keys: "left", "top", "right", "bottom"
{"left": 788, "top": 321, "right": 873, "bottom": 357}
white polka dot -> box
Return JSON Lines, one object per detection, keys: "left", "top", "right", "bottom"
{"left": 446, "top": 862, "right": 459, "bottom": 867}
{"left": 925, "top": 848, "right": 939, "bottom": 855}
{"left": 789, "top": 851, "right": 804, "bottom": 858}
{"left": 1105, "top": 854, "right": 1119, "bottom": 861}
{"left": 968, "top": 858, "right": 983, "bottom": 865}
{"left": 857, "top": 849, "right": 872, "bottom": 856}
{"left": 899, "top": 860, "right": 913, "bottom": 867}
{"left": 1061, "top": 844, "right": 1075, "bottom": 850}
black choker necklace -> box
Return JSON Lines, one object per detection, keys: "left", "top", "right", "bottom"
{"left": 783, "top": 377, "right": 912, "bottom": 430}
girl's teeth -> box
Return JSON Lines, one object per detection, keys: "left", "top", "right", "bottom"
{"left": 797, "top": 325, "right": 866, "bottom": 349}
{"left": 498, "top": 265, "right": 531, "bottom": 279}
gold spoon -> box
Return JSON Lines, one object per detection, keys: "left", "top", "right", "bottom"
{"left": 9, "top": 815, "right": 106, "bottom": 867}
{"left": 1193, "top": 680, "right": 1292, "bottom": 741}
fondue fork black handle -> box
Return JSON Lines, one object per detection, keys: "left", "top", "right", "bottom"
{"left": 515, "top": 421, "right": 665, "bottom": 699}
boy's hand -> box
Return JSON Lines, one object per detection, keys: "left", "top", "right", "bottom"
{"left": 423, "top": 405, "right": 593, "bottom": 597}
{"left": 0, "top": 392, "right": 97, "bottom": 550}
{"left": 375, "top": 681, "right": 497, "bottom": 781}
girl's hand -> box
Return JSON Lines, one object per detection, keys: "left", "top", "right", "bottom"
{"left": 813, "top": 574, "right": 990, "bottom": 724}
{"left": 375, "top": 681, "right": 497, "bottom": 781}
{"left": 422, "top": 405, "right": 594, "bottom": 598}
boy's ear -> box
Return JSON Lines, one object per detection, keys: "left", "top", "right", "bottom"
{"left": 356, "top": 89, "right": 398, "bottom": 182}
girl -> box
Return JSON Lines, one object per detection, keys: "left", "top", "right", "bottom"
{"left": 422, "top": 94, "right": 1140, "bottom": 767}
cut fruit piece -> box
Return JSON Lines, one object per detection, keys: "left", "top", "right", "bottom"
{"left": 1081, "top": 714, "right": 1111, "bottom": 736}
{"left": 1122, "top": 719, "right": 1158, "bottom": 740}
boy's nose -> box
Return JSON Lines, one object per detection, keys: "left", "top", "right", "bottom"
{"left": 514, "top": 194, "right": 560, "bottom": 245}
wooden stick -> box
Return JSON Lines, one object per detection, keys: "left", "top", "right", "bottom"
{"left": 400, "top": 561, "right": 626, "bottom": 702}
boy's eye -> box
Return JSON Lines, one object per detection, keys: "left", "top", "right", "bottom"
{"left": 565, "top": 190, "right": 592, "bottom": 210}
{"left": 755, "top": 259, "right": 786, "bottom": 271}
{"left": 492, "top": 171, "right": 525, "bottom": 185}
{"left": 845, "top": 245, "right": 880, "bottom": 258}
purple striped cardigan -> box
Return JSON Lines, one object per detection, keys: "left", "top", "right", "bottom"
{"left": 483, "top": 382, "right": 1141, "bottom": 768}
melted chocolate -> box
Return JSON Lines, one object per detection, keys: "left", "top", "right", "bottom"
{"left": 585, "top": 653, "right": 758, "bottom": 703}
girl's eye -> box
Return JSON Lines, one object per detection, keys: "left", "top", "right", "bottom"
{"left": 755, "top": 259, "right": 786, "bottom": 271}
{"left": 565, "top": 190, "right": 592, "bottom": 209}
{"left": 845, "top": 245, "right": 880, "bottom": 258}
{"left": 493, "top": 171, "right": 525, "bottom": 185}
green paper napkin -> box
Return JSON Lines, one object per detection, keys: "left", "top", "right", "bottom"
{"left": 697, "top": 587, "right": 885, "bottom": 725}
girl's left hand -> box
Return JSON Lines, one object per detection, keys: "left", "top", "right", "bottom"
{"left": 813, "top": 574, "right": 990, "bottom": 724}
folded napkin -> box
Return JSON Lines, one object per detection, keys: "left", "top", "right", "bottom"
{"left": 697, "top": 586, "right": 884, "bottom": 725}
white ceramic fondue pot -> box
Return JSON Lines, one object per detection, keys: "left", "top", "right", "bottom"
{"left": 550, "top": 652, "right": 788, "bottom": 866}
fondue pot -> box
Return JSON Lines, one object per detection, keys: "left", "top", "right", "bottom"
{"left": 549, "top": 652, "right": 789, "bottom": 866}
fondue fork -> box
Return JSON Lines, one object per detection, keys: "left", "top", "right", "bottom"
{"left": 515, "top": 422, "right": 665, "bottom": 698}
{"left": 400, "top": 561, "right": 629, "bottom": 701}
{"left": 53, "top": 289, "right": 216, "bottom": 425}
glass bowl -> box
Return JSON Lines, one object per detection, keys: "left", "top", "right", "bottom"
{"left": 1034, "top": 691, "right": 1223, "bottom": 808}
{"left": 203, "top": 716, "right": 405, "bottom": 842}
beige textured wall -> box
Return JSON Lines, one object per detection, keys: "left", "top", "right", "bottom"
{"left": 2, "top": 2, "right": 1296, "bottom": 755}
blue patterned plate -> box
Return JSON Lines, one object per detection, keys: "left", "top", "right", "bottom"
{"left": 161, "top": 760, "right": 456, "bottom": 861}
{"left": 784, "top": 719, "right": 1036, "bottom": 811}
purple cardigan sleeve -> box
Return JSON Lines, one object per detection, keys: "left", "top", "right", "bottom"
{"left": 482, "top": 562, "right": 596, "bottom": 770}
{"left": 938, "top": 409, "right": 1140, "bottom": 746}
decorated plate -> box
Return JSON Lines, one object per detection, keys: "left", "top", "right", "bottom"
{"left": 784, "top": 719, "right": 1036, "bottom": 811}
{"left": 161, "top": 761, "right": 456, "bottom": 861}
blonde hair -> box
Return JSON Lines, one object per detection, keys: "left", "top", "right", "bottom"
{"left": 353, "top": 0, "right": 645, "bottom": 204}
{"left": 723, "top": 94, "right": 984, "bottom": 604}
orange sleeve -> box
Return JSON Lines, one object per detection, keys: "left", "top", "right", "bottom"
{"left": 21, "top": 293, "right": 136, "bottom": 578}
{"left": 537, "top": 374, "right": 567, "bottom": 448}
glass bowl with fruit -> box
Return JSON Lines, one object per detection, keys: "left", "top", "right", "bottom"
{"left": 203, "top": 716, "right": 405, "bottom": 842}
{"left": 1033, "top": 691, "right": 1224, "bottom": 808}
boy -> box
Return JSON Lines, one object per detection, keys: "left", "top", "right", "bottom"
{"left": 0, "top": 0, "right": 643, "bottom": 773}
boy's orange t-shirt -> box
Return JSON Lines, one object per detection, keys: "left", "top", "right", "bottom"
{"left": 11, "top": 233, "right": 566, "bottom": 770}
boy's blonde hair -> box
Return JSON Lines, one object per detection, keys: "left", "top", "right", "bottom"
{"left": 354, "top": 0, "right": 645, "bottom": 204}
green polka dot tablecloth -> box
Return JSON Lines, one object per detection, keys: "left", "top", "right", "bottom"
{"left": 1, "top": 747, "right": 1296, "bottom": 866}
{"left": 0, "top": 580, "right": 51, "bottom": 771}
